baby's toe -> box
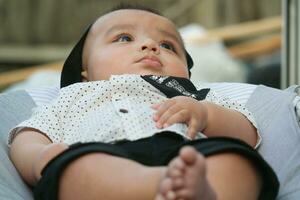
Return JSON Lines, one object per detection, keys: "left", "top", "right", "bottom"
{"left": 166, "top": 190, "right": 177, "bottom": 200}
{"left": 176, "top": 188, "right": 197, "bottom": 200}
{"left": 154, "top": 194, "right": 165, "bottom": 200}
{"left": 179, "top": 146, "right": 199, "bottom": 165}
{"left": 172, "top": 177, "right": 184, "bottom": 189}
{"left": 159, "top": 177, "right": 173, "bottom": 196}
{"left": 169, "top": 157, "right": 185, "bottom": 172}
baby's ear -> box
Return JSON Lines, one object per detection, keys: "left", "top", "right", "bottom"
{"left": 81, "top": 70, "right": 88, "bottom": 82}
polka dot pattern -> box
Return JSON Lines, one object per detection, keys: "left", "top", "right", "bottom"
{"left": 9, "top": 74, "right": 259, "bottom": 146}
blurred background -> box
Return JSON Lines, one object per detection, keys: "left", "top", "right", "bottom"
{"left": 0, "top": 0, "right": 282, "bottom": 91}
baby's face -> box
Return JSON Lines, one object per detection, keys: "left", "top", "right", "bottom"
{"left": 82, "top": 9, "right": 189, "bottom": 81}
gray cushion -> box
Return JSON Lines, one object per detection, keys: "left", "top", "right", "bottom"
{"left": 0, "top": 90, "right": 35, "bottom": 199}
{"left": 1, "top": 85, "right": 299, "bottom": 199}
{"left": 247, "top": 85, "right": 300, "bottom": 199}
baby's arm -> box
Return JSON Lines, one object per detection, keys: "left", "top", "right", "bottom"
{"left": 152, "top": 96, "right": 257, "bottom": 147}
{"left": 201, "top": 100, "right": 257, "bottom": 146}
{"left": 9, "top": 128, "right": 68, "bottom": 186}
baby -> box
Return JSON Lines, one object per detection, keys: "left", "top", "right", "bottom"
{"left": 9, "top": 4, "right": 278, "bottom": 200}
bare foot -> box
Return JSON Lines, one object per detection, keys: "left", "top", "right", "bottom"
{"left": 155, "top": 146, "right": 217, "bottom": 200}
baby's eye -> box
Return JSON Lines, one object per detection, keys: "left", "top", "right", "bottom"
{"left": 160, "top": 42, "right": 176, "bottom": 53}
{"left": 114, "top": 34, "right": 133, "bottom": 42}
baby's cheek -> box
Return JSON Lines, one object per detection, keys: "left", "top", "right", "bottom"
{"left": 166, "top": 60, "right": 189, "bottom": 78}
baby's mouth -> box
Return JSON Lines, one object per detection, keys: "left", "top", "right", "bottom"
{"left": 137, "top": 56, "right": 163, "bottom": 69}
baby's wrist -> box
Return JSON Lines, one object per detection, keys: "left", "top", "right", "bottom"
{"left": 199, "top": 101, "right": 213, "bottom": 135}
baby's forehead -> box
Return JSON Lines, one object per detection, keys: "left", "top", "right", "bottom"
{"left": 90, "top": 9, "right": 183, "bottom": 44}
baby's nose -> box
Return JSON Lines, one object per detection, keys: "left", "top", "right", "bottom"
{"left": 141, "top": 40, "right": 160, "bottom": 54}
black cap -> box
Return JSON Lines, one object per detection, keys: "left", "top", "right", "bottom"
{"left": 61, "top": 24, "right": 194, "bottom": 88}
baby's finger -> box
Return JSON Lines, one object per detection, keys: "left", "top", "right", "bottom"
{"left": 187, "top": 119, "right": 201, "bottom": 139}
{"left": 187, "top": 127, "right": 197, "bottom": 139}
{"left": 153, "top": 100, "right": 175, "bottom": 121}
{"left": 157, "top": 105, "right": 182, "bottom": 128}
{"left": 151, "top": 103, "right": 161, "bottom": 110}
{"left": 161, "top": 110, "right": 189, "bottom": 128}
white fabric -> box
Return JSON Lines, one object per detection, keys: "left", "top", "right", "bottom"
{"left": 9, "top": 75, "right": 259, "bottom": 147}
{"left": 26, "top": 86, "right": 60, "bottom": 106}
{"left": 26, "top": 82, "right": 257, "bottom": 107}
{"left": 198, "top": 82, "right": 257, "bottom": 105}
{"left": 25, "top": 81, "right": 300, "bottom": 128}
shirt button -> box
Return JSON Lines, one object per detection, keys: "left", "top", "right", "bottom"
{"left": 119, "top": 108, "right": 128, "bottom": 113}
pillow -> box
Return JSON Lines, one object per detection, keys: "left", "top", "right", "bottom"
{"left": 246, "top": 85, "right": 300, "bottom": 199}
{"left": 0, "top": 90, "right": 35, "bottom": 200}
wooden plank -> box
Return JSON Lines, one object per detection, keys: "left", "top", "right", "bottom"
{"left": 185, "top": 16, "right": 282, "bottom": 44}
{"left": 227, "top": 34, "right": 281, "bottom": 59}
{"left": 0, "top": 61, "right": 63, "bottom": 87}
{"left": 0, "top": 45, "right": 70, "bottom": 64}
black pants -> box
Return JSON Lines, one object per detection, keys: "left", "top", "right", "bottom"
{"left": 34, "top": 132, "right": 279, "bottom": 200}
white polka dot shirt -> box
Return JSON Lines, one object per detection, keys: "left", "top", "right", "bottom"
{"left": 9, "top": 74, "right": 261, "bottom": 147}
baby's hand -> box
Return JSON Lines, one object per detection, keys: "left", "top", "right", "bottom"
{"left": 151, "top": 96, "right": 208, "bottom": 139}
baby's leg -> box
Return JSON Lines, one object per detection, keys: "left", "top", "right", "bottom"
{"left": 157, "top": 146, "right": 262, "bottom": 200}
{"left": 58, "top": 152, "right": 166, "bottom": 200}
{"left": 205, "top": 151, "right": 262, "bottom": 200}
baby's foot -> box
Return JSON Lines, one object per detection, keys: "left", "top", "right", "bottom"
{"left": 155, "top": 146, "right": 216, "bottom": 200}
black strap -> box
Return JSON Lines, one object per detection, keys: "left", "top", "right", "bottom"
{"left": 141, "top": 75, "right": 210, "bottom": 101}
